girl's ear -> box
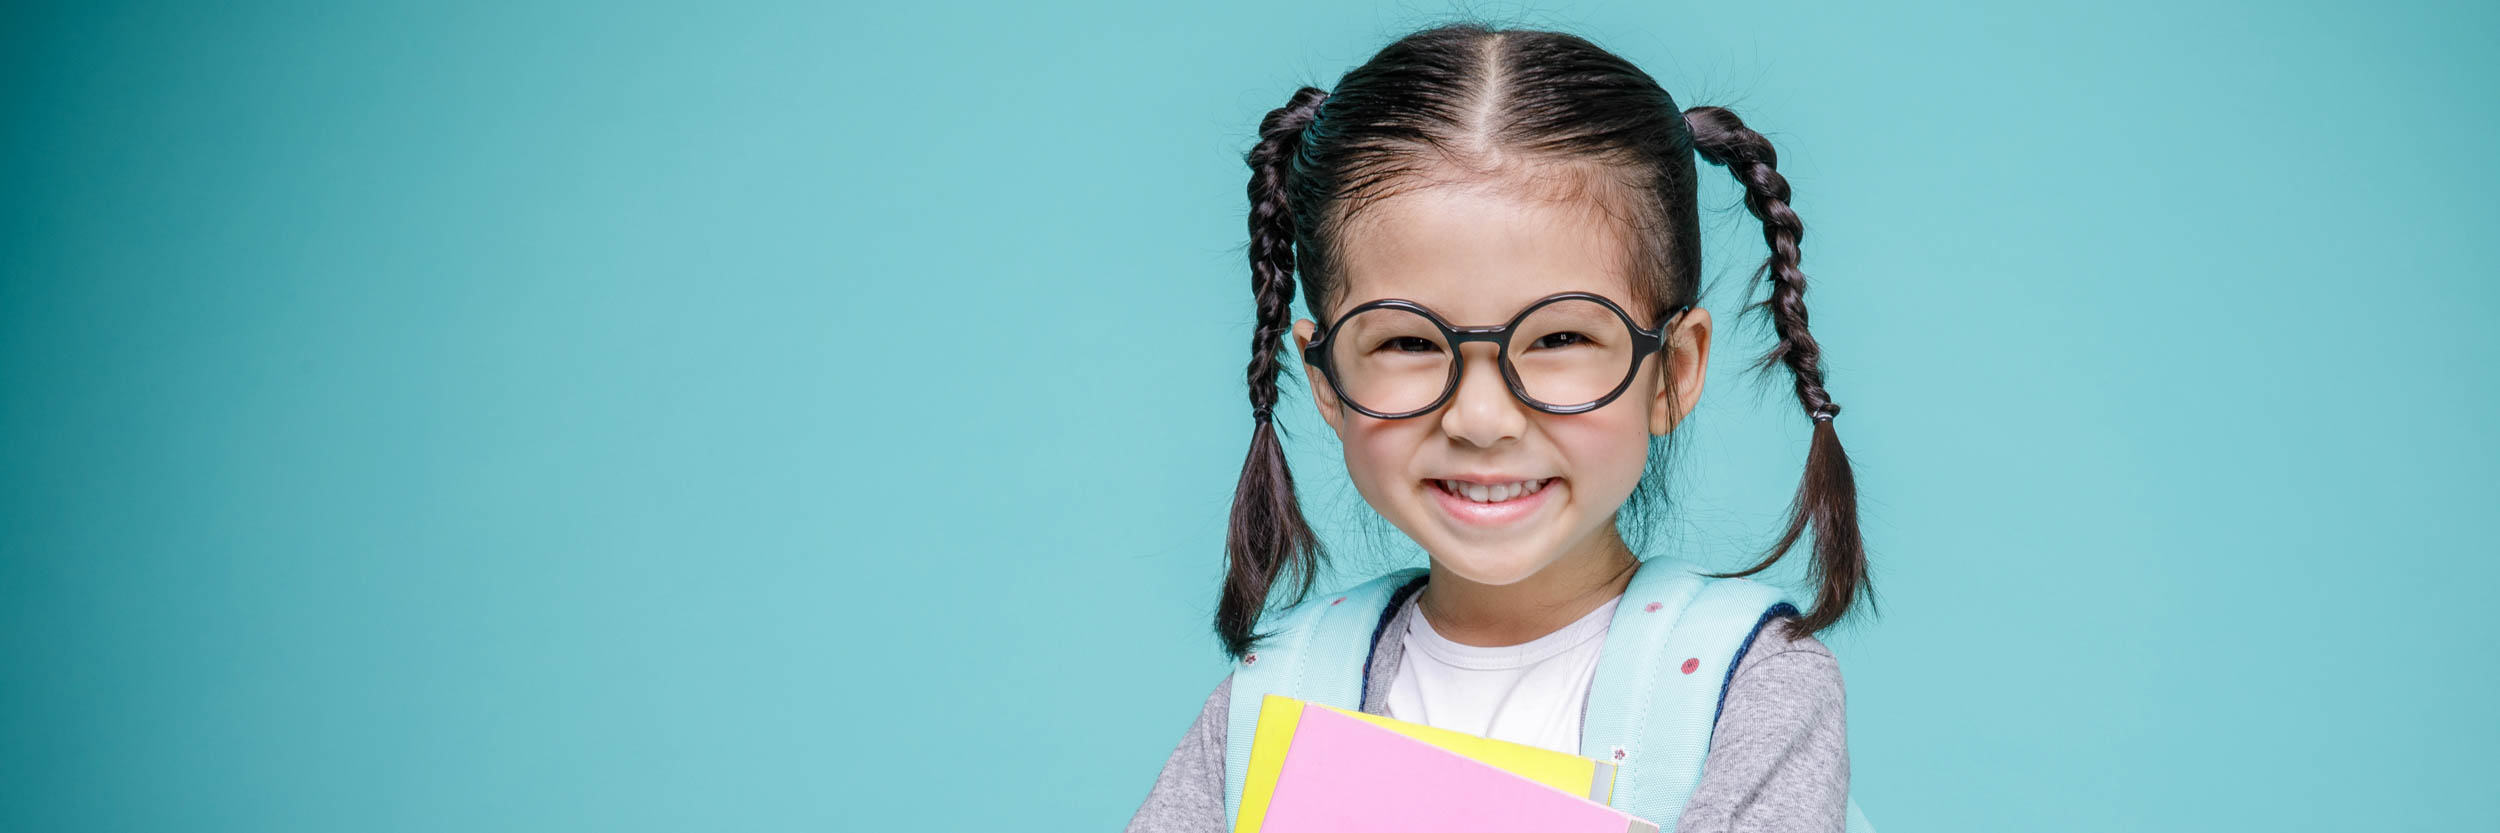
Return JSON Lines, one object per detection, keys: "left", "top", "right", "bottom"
{"left": 1293, "top": 318, "right": 1345, "bottom": 434}
{"left": 1649, "top": 307, "right": 1713, "bottom": 436}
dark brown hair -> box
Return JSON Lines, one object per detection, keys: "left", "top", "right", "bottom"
{"left": 1221, "top": 22, "right": 1871, "bottom": 657}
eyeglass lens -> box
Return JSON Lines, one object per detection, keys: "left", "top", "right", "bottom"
{"left": 1324, "top": 298, "right": 1638, "bottom": 414}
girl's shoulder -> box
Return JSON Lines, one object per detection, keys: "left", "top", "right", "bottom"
{"left": 1720, "top": 612, "right": 1847, "bottom": 731}
{"left": 1682, "top": 612, "right": 1850, "bottom": 830}
{"left": 1742, "top": 613, "right": 1841, "bottom": 664}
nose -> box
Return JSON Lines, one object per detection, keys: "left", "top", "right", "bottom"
{"left": 1438, "top": 341, "right": 1528, "bottom": 447}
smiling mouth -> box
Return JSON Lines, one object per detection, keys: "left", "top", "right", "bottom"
{"left": 1430, "top": 478, "right": 1555, "bottom": 504}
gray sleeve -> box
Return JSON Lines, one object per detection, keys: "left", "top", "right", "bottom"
{"left": 1672, "top": 617, "right": 1850, "bottom": 833}
{"left": 1123, "top": 674, "right": 1232, "bottom": 833}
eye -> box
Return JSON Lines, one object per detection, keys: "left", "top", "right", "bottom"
{"left": 1381, "top": 336, "right": 1442, "bottom": 354}
{"left": 1533, "top": 331, "right": 1593, "bottom": 349}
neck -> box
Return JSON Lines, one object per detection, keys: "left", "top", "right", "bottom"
{"left": 1414, "top": 528, "right": 1641, "bottom": 647}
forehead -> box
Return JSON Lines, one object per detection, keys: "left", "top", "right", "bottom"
{"left": 1330, "top": 171, "right": 1640, "bottom": 325}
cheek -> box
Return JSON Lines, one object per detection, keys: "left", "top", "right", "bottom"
{"left": 1340, "top": 420, "right": 1421, "bottom": 490}
{"left": 1546, "top": 410, "right": 1653, "bottom": 496}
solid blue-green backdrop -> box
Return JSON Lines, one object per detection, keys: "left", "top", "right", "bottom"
{"left": 4, "top": 1, "right": 2496, "bottom": 830}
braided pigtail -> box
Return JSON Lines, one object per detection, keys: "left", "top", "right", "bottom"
{"left": 1683, "top": 105, "right": 1874, "bottom": 640}
{"left": 1217, "top": 86, "right": 1332, "bottom": 659}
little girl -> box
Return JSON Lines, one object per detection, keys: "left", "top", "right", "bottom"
{"left": 1129, "top": 23, "right": 1873, "bottom": 833}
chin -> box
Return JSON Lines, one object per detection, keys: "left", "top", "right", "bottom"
{"left": 1428, "top": 553, "right": 1555, "bottom": 587}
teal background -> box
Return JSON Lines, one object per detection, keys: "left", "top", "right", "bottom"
{"left": 4, "top": 0, "right": 2495, "bottom": 830}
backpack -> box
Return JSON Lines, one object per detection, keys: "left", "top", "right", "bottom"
{"left": 1220, "top": 557, "right": 1875, "bottom": 832}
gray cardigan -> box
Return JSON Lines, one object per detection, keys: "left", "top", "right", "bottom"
{"left": 1123, "top": 582, "right": 1850, "bottom": 833}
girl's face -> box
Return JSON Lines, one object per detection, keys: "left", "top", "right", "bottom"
{"left": 1292, "top": 177, "right": 1714, "bottom": 590}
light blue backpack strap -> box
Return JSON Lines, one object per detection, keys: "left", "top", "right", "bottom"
{"left": 1580, "top": 556, "right": 1717, "bottom": 822}
{"left": 1583, "top": 557, "right": 1876, "bottom": 832}
{"left": 1219, "top": 567, "right": 1427, "bottom": 831}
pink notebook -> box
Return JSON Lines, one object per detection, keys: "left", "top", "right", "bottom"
{"left": 1258, "top": 705, "right": 1659, "bottom": 833}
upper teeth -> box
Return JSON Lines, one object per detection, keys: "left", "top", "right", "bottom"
{"left": 1438, "top": 478, "right": 1550, "bottom": 504}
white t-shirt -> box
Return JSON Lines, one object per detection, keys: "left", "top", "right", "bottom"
{"left": 1382, "top": 590, "right": 1623, "bottom": 755}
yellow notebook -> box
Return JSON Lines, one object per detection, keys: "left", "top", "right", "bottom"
{"left": 1236, "top": 694, "right": 1621, "bottom": 833}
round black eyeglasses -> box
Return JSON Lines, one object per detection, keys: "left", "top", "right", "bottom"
{"left": 1301, "top": 291, "right": 1695, "bottom": 420}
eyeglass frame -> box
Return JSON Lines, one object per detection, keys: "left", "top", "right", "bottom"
{"left": 1300, "top": 290, "right": 1697, "bottom": 420}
